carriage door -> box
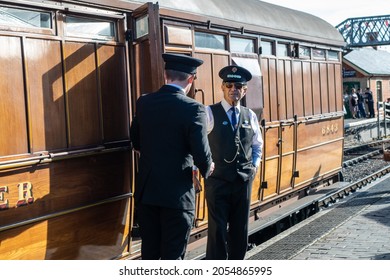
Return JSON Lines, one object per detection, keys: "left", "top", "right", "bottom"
{"left": 130, "top": 2, "right": 164, "bottom": 102}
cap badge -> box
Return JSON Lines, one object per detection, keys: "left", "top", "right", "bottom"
{"left": 232, "top": 67, "right": 237, "bottom": 73}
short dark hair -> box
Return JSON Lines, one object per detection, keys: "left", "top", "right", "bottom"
{"left": 165, "top": 69, "right": 191, "bottom": 81}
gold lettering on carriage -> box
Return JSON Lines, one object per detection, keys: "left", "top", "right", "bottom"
{"left": 17, "top": 182, "right": 34, "bottom": 207}
{"left": 0, "top": 182, "right": 34, "bottom": 210}
{"left": 321, "top": 123, "right": 339, "bottom": 136}
{"left": 0, "top": 185, "right": 9, "bottom": 210}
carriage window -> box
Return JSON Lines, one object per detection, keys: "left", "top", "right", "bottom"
{"left": 277, "top": 43, "right": 289, "bottom": 57}
{"left": 135, "top": 14, "right": 149, "bottom": 39}
{"left": 328, "top": 50, "right": 339, "bottom": 61}
{"left": 230, "top": 37, "right": 254, "bottom": 53}
{"left": 299, "top": 46, "right": 311, "bottom": 58}
{"left": 0, "top": 6, "right": 51, "bottom": 28}
{"left": 313, "top": 49, "right": 325, "bottom": 60}
{"left": 64, "top": 16, "right": 116, "bottom": 40}
{"left": 260, "top": 40, "right": 273, "bottom": 55}
{"left": 195, "top": 32, "right": 226, "bottom": 50}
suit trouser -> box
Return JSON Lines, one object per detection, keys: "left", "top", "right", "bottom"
{"left": 137, "top": 203, "right": 194, "bottom": 260}
{"left": 205, "top": 177, "right": 252, "bottom": 260}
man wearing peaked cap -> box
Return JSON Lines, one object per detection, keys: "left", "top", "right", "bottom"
{"left": 218, "top": 65, "right": 252, "bottom": 84}
{"left": 162, "top": 53, "right": 203, "bottom": 74}
{"left": 204, "top": 64, "right": 263, "bottom": 260}
{"left": 130, "top": 53, "right": 214, "bottom": 260}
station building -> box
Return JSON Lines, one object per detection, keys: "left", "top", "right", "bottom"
{"left": 342, "top": 48, "right": 390, "bottom": 117}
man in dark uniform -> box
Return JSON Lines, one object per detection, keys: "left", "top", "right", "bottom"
{"left": 130, "top": 53, "right": 214, "bottom": 260}
{"left": 205, "top": 65, "right": 263, "bottom": 260}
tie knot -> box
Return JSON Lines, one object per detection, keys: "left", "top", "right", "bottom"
{"left": 230, "top": 107, "right": 236, "bottom": 113}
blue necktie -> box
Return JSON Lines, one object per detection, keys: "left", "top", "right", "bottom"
{"left": 230, "top": 107, "right": 237, "bottom": 130}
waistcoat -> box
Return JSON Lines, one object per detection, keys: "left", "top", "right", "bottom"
{"left": 208, "top": 103, "right": 255, "bottom": 182}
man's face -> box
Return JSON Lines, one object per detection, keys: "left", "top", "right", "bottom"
{"left": 222, "top": 82, "right": 248, "bottom": 106}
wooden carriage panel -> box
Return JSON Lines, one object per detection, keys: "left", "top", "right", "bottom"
{"left": 277, "top": 60, "right": 287, "bottom": 120}
{"left": 0, "top": 36, "right": 28, "bottom": 157}
{"left": 327, "top": 63, "right": 336, "bottom": 113}
{"left": 260, "top": 58, "right": 270, "bottom": 122}
{"left": 292, "top": 61, "right": 303, "bottom": 117}
{"left": 264, "top": 126, "right": 279, "bottom": 157}
{"left": 295, "top": 140, "right": 343, "bottom": 187}
{"left": 284, "top": 60, "right": 294, "bottom": 119}
{"left": 335, "top": 64, "right": 343, "bottom": 112}
{"left": 0, "top": 152, "right": 131, "bottom": 227}
{"left": 250, "top": 168, "right": 261, "bottom": 204}
{"left": 297, "top": 117, "right": 343, "bottom": 149}
{"left": 262, "top": 158, "right": 278, "bottom": 199}
{"left": 194, "top": 53, "right": 212, "bottom": 105}
{"left": 0, "top": 200, "right": 130, "bottom": 260}
{"left": 212, "top": 54, "right": 230, "bottom": 104}
{"left": 25, "top": 38, "right": 67, "bottom": 152}
{"left": 280, "top": 153, "right": 294, "bottom": 192}
{"left": 64, "top": 42, "right": 102, "bottom": 148}
{"left": 268, "top": 59, "right": 278, "bottom": 121}
{"left": 281, "top": 124, "right": 294, "bottom": 153}
{"left": 312, "top": 63, "right": 321, "bottom": 115}
{"left": 302, "top": 61, "right": 313, "bottom": 116}
{"left": 98, "top": 45, "right": 130, "bottom": 142}
{"left": 320, "top": 63, "right": 329, "bottom": 114}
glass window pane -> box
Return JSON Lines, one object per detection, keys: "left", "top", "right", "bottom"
{"left": 277, "top": 43, "right": 289, "bottom": 57}
{"left": 0, "top": 7, "right": 51, "bottom": 28}
{"left": 299, "top": 46, "right": 310, "bottom": 58}
{"left": 328, "top": 50, "right": 339, "bottom": 61}
{"left": 65, "top": 16, "right": 116, "bottom": 40}
{"left": 261, "top": 41, "right": 273, "bottom": 55}
{"left": 313, "top": 49, "right": 325, "bottom": 59}
{"left": 195, "top": 32, "right": 225, "bottom": 50}
{"left": 135, "top": 15, "right": 149, "bottom": 39}
{"left": 230, "top": 37, "right": 254, "bottom": 53}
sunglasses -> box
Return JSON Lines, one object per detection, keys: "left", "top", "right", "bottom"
{"left": 224, "top": 82, "right": 247, "bottom": 90}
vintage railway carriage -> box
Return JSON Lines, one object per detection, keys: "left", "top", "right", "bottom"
{"left": 0, "top": 0, "right": 345, "bottom": 259}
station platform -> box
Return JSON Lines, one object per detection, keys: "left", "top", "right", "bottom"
{"left": 246, "top": 173, "right": 390, "bottom": 260}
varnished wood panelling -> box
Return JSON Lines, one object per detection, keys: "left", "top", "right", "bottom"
{"left": 0, "top": 151, "right": 131, "bottom": 227}
{"left": 194, "top": 53, "right": 214, "bottom": 105}
{"left": 0, "top": 200, "right": 130, "bottom": 260}
{"left": 261, "top": 58, "right": 270, "bottom": 121}
{"left": 212, "top": 54, "right": 229, "bottom": 104}
{"left": 264, "top": 127, "right": 279, "bottom": 157}
{"left": 25, "top": 38, "right": 67, "bottom": 152}
{"left": 292, "top": 61, "right": 303, "bottom": 117}
{"left": 277, "top": 60, "right": 287, "bottom": 120}
{"left": 297, "top": 118, "right": 343, "bottom": 149}
{"left": 284, "top": 60, "right": 294, "bottom": 119}
{"left": 295, "top": 140, "right": 343, "bottom": 186}
{"left": 320, "top": 63, "right": 329, "bottom": 114}
{"left": 0, "top": 36, "right": 28, "bottom": 157}
{"left": 98, "top": 45, "right": 130, "bottom": 142}
{"left": 281, "top": 124, "right": 294, "bottom": 153}
{"left": 302, "top": 62, "right": 313, "bottom": 116}
{"left": 262, "top": 158, "right": 278, "bottom": 199}
{"left": 335, "top": 64, "right": 343, "bottom": 112}
{"left": 64, "top": 42, "right": 101, "bottom": 148}
{"left": 250, "top": 168, "right": 261, "bottom": 204}
{"left": 312, "top": 63, "right": 321, "bottom": 115}
{"left": 280, "top": 154, "right": 293, "bottom": 192}
{"left": 133, "top": 42, "right": 153, "bottom": 100}
{"left": 268, "top": 59, "right": 278, "bottom": 121}
{"left": 327, "top": 63, "right": 336, "bottom": 112}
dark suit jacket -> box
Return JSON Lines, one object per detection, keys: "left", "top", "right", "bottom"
{"left": 130, "top": 85, "right": 213, "bottom": 210}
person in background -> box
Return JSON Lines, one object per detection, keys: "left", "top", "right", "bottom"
{"left": 357, "top": 88, "right": 366, "bottom": 118}
{"left": 130, "top": 53, "right": 214, "bottom": 260}
{"left": 204, "top": 65, "right": 263, "bottom": 260}
{"left": 365, "top": 87, "right": 375, "bottom": 118}
{"left": 349, "top": 88, "right": 359, "bottom": 119}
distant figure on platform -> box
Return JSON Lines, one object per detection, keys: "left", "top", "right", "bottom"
{"left": 349, "top": 88, "right": 359, "bottom": 119}
{"left": 365, "top": 87, "right": 375, "bottom": 118}
{"left": 357, "top": 88, "right": 366, "bottom": 118}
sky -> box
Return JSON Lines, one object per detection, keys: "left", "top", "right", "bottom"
{"left": 260, "top": 0, "right": 390, "bottom": 51}
{"left": 260, "top": 0, "right": 390, "bottom": 26}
